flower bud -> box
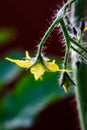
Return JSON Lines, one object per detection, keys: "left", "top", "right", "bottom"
{"left": 59, "top": 72, "right": 75, "bottom": 93}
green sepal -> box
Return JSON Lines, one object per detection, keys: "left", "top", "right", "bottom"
{"left": 59, "top": 72, "right": 75, "bottom": 93}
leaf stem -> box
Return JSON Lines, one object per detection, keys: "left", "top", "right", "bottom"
{"left": 71, "top": 45, "right": 87, "bottom": 61}
{"left": 37, "top": 18, "right": 60, "bottom": 56}
{"left": 37, "top": 0, "right": 76, "bottom": 57}
{"left": 69, "top": 37, "right": 87, "bottom": 53}
{"left": 59, "top": 19, "right": 71, "bottom": 69}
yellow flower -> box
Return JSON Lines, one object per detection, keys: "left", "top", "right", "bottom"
{"left": 84, "top": 27, "right": 87, "bottom": 32}
{"left": 6, "top": 51, "right": 69, "bottom": 80}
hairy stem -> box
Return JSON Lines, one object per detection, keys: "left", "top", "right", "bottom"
{"left": 37, "top": 18, "right": 60, "bottom": 56}
{"left": 37, "top": 0, "right": 76, "bottom": 57}
{"left": 71, "top": 45, "right": 87, "bottom": 61}
{"left": 59, "top": 19, "right": 71, "bottom": 69}
{"left": 69, "top": 37, "right": 87, "bottom": 53}
{"left": 71, "top": 0, "right": 87, "bottom": 130}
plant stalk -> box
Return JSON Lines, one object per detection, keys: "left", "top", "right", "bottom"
{"left": 37, "top": 18, "right": 60, "bottom": 56}
{"left": 59, "top": 19, "right": 71, "bottom": 69}
{"left": 71, "top": 0, "right": 87, "bottom": 130}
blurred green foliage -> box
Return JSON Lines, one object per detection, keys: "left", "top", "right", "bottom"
{"left": 0, "top": 52, "right": 23, "bottom": 89}
{"left": 0, "top": 28, "right": 17, "bottom": 45}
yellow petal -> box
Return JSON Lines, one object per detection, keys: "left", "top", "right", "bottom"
{"left": 5, "top": 57, "right": 32, "bottom": 68}
{"left": 84, "top": 27, "right": 87, "bottom": 32}
{"left": 25, "top": 51, "right": 31, "bottom": 59}
{"left": 58, "top": 69, "right": 72, "bottom": 72}
{"left": 63, "top": 85, "right": 70, "bottom": 93}
{"left": 45, "top": 61, "right": 59, "bottom": 72}
{"left": 46, "top": 61, "right": 71, "bottom": 72}
{"left": 63, "top": 80, "right": 70, "bottom": 93}
{"left": 30, "top": 63, "right": 46, "bottom": 80}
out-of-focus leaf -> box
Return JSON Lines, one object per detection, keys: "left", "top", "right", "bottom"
{"left": 0, "top": 51, "right": 23, "bottom": 89}
{"left": 0, "top": 28, "right": 17, "bottom": 45}
{"left": 0, "top": 62, "right": 74, "bottom": 130}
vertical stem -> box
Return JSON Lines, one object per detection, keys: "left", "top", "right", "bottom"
{"left": 59, "top": 19, "right": 71, "bottom": 69}
{"left": 71, "top": 0, "right": 87, "bottom": 130}
{"left": 72, "top": 0, "right": 85, "bottom": 27}
{"left": 74, "top": 62, "right": 87, "bottom": 130}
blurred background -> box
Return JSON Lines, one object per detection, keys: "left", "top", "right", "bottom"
{"left": 0, "top": 0, "right": 80, "bottom": 130}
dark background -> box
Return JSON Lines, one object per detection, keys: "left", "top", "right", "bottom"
{"left": 0, "top": 0, "right": 65, "bottom": 57}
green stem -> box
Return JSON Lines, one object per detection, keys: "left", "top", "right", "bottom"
{"left": 71, "top": 0, "right": 87, "bottom": 130}
{"left": 37, "top": 18, "right": 60, "bottom": 56}
{"left": 37, "top": 0, "right": 76, "bottom": 57}
{"left": 69, "top": 37, "right": 87, "bottom": 53}
{"left": 59, "top": 19, "right": 71, "bottom": 69}
{"left": 63, "top": 0, "right": 76, "bottom": 13}
{"left": 72, "top": 0, "right": 85, "bottom": 28}
{"left": 74, "top": 62, "right": 87, "bottom": 130}
{"left": 71, "top": 45, "right": 87, "bottom": 61}
{"left": 64, "top": 15, "right": 72, "bottom": 26}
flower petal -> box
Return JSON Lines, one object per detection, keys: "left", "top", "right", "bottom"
{"left": 63, "top": 83, "right": 70, "bottom": 93}
{"left": 84, "top": 27, "right": 87, "bottom": 32}
{"left": 30, "top": 63, "right": 46, "bottom": 80}
{"left": 46, "top": 61, "right": 71, "bottom": 72}
{"left": 45, "top": 61, "right": 59, "bottom": 72}
{"left": 25, "top": 51, "right": 31, "bottom": 59}
{"left": 58, "top": 69, "right": 72, "bottom": 72}
{"left": 5, "top": 57, "right": 32, "bottom": 68}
